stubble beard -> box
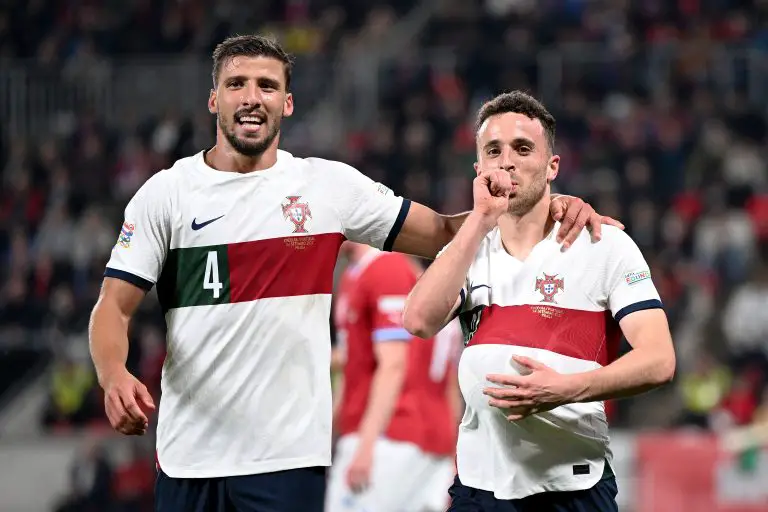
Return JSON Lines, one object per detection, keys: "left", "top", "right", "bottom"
{"left": 219, "top": 111, "right": 282, "bottom": 157}
{"left": 507, "top": 167, "right": 548, "bottom": 217}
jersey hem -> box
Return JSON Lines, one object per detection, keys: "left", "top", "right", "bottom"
{"left": 157, "top": 455, "right": 331, "bottom": 479}
{"left": 458, "top": 460, "right": 605, "bottom": 500}
{"left": 382, "top": 199, "right": 411, "bottom": 252}
{"left": 104, "top": 267, "right": 154, "bottom": 291}
{"left": 614, "top": 298, "right": 663, "bottom": 322}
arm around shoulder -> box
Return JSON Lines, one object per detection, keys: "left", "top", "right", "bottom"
{"left": 391, "top": 202, "right": 470, "bottom": 259}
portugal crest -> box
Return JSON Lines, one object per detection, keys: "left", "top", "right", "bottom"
{"left": 282, "top": 196, "right": 312, "bottom": 233}
{"left": 535, "top": 273, "right": 564, "bottom": 303}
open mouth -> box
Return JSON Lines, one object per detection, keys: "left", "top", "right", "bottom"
{"left": 236, "top": 113, "right": 266, "bottom": 133}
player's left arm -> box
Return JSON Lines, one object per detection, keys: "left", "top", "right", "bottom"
{"left": 568, "top": 308, "right": 675, "bottom": 402}
{"left": 571, "top": 230, "right": 676, "bottom": 401}
{"left": 354, "top": 277, "right": 410, "bottom": 450}
{"left": 331, "top": 162, "right": 623, "bottom": 259}
{"left": 484, "top": 230, "right": 675, "bottom": 418}
{"left": 354, "top": 341, "right": 409, "bottom": 452}
{"left": 486, "top": 313, "right": 675, "bottom": 418}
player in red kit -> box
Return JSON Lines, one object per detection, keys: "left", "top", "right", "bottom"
{"left": 326, "top": 241, "right": 462, "bottom": 512}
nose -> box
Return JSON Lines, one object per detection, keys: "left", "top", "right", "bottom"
{"left": 240, "top": 82, "right": 262, "bottom": 108}
{"left": 499, "top": 147, "right": 515, "bottom": 172}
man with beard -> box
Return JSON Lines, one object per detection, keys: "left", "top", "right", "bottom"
{"left": 89, "top": 36, "right": 620, "bottom": 512}
{"left": 403, "top": 91, "right": 677, "bottom": 512}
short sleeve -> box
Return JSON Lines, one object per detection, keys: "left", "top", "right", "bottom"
{"left": 605, "top": 230, "right": 663, "bottom": 322}
{"left": 331, "top": 162, "right": 411, "bottom": 251}
{"left": 104, "top": 175, "right": 171, "bottom": 290}
{"left": 364, "top": 256, "right": 417, "bottom": 343}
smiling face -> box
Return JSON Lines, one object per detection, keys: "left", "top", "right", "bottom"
{"left": 475, "top": 111, "right": 559, "bottom": 216}
{"left": 208, "top": 55, "right": 294, "bottom": 157}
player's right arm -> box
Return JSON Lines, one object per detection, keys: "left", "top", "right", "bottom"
{"left": 90, "top": 278, "right": 155, "bottom": 435}
{"left": 89, "top": 172, "right": 171, "bottom": 435}
{"left": 402, "top": 170, "right": 511, "bottom": 339}
{"left": 402, "top": 213, "right": 486, "bottom": 339}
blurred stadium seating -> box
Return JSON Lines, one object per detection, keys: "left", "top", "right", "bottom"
{"left": 1, "top": 0, "right": 768, "bottom": 510}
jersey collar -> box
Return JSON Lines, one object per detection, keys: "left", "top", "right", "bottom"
{"left": 196, "top": 149, "right": 291, "bottom": 180}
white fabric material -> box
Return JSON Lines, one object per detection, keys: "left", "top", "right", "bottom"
{"left": 105, "top": 150, "right": 405, "bottom": 478}
{"left": 452, "top": 224, "right": 661, "bottom": 499}
{"left": 326, "top": 434, "right": 455, "bottom": 512}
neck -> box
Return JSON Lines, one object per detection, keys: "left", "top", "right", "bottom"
{"left": 497, "top": 194, "right": 554, "bottom": 260}
{"left": 205, "top": 133, "right": 280, "bottom": 173}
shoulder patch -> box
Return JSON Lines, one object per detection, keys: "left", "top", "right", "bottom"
{"left": 116, "top": 221, "right": 135, "bottom": 249}
{"left": 624, "top": 269, "right": 651, "bottom": 285}
{"left": 374, "top": 182, "right": 392, "bottom": 196}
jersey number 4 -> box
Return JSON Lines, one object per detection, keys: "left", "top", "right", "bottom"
{"left": 204, "top": 251, "right": 223, "bottom": 298}
{"left": 156, "top": 245, "right": 231, "bottom": 309}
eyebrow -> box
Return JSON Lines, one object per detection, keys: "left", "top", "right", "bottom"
{"left": 224, "top": 75, "right": 283, "bottom": 90}
{"left": 483, "top": 137, "right": 536, "bottom": 150}
{"left": 258, "top": 77, "right": 282, "bottom": 89}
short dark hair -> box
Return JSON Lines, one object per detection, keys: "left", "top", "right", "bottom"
{"left": 212, "top": 34, "right": 294, "bottom": 90}
{"left": 475, "top": 91, "right": 556, "bottom": 151}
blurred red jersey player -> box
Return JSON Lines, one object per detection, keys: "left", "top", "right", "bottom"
{"left": 326, "top": 241, "right": 463, "bottom": 512}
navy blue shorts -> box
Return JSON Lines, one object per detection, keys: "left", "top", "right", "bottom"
{"left": 447, "top": 475, "right": 618, "bottom": 512}
{"left": 155, "top": 466, "right": 327, "bottom": 512}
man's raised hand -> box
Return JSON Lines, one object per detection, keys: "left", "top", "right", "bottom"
{"left": 473, "top": 169, "right": 512, "bottom": 229}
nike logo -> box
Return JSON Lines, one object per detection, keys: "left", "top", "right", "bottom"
{"left": 469, "top": 284, "right": 491, "bottom": 292}
{"left": 191, "top": 215, "right": 225, "bottom": 230}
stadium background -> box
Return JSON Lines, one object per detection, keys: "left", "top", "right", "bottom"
{"left": 0, "top": 0, "right": 767, "bottom": 510}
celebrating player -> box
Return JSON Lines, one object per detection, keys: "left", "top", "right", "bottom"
{"left": 403, "top": 91, "right": 676, "bottom": 511}
{"left": 88, "top": 35, "right": 620, "bottom": 512}
{"left": 326, "top": 242, "right": 462, "bottom": 512}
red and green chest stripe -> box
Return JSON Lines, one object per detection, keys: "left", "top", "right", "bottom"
{"left": 156, "top": 233, "right": 344, "bottom": 311}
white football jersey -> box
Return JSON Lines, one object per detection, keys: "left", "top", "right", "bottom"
{"left": 452, "top": 223, "right": 662, "bottom": 499}
{"left": 105, "top": 149, "right": 409, "bottom": 478}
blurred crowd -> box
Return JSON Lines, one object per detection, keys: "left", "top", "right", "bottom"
{"left": 0, "top": 0, "right": 410, "bottom": 62}
{"left": 344, "top": 0, "right": 768, "bottom": 430}
{"left": 1, "top": 0, "right": 768, "bottom": 509}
